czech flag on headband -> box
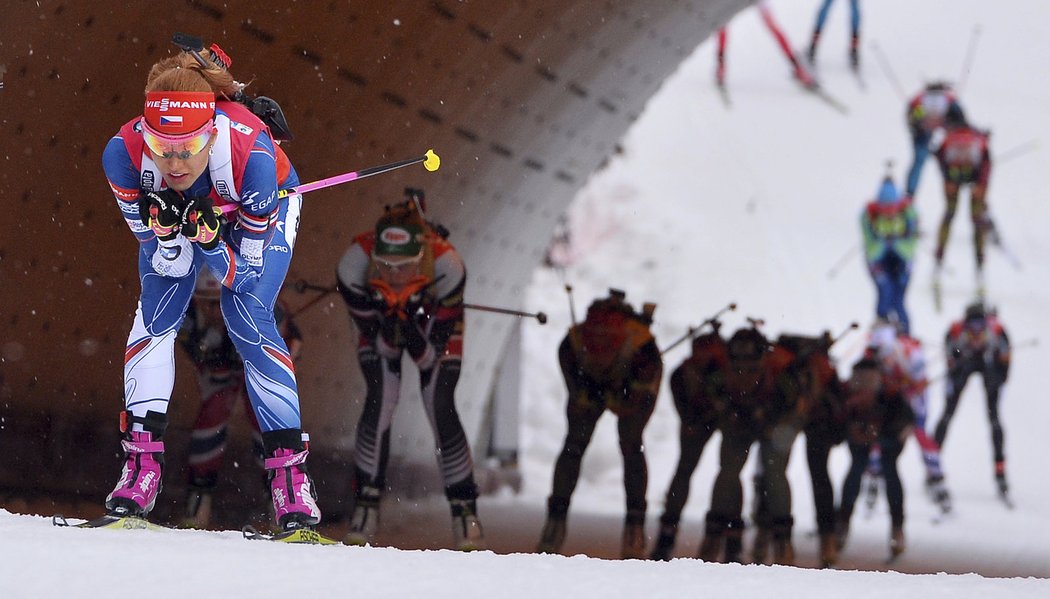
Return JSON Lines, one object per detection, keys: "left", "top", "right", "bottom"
{"left": 143, "top": 90, "right": 216, "bottom": 136}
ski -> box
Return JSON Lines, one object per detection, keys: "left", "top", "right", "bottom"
{"left": 851, "top": 64, "right": 867, "bottom": 91}
{"left": 802, "top": 82, "right": 849, "bottom": 114}
{"left": 241, "top": 524, "right": 341, "bottom": 545}
{"left": 998, "top": 491, "right": 1016, "bottom": 510}
{"left": 52, "top": 513, "right": 171, "bottom": 531}
{"left": 932, "top": 269, "right": 944, "bottom": 313}
{"left": 716, "top": 81, "right": 732, "bottom": 109}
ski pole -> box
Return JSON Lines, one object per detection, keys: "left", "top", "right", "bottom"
{"left": 996, "top": 139, "right": 1040, "bottom": 165}
{"left": 278, "top": 149, "right": 441, "bottom": 199}
{"left": 831, "top": 322, "right": 860, "bottom": 346}
{"left": 661, "top": 302, "right": 737, "bottom": 355}
{"left": 463, "top": 303, "right": 548, "bottom": 324}
{"left": 956, "top": 25, "right": 982, "bottom": 94}
{"left": 287, "top": 279, "right": 333, "bottom": 294}
{"left": 870, "top": 40, "right": 907, "bottom": 100}
{"left": 827, "top": 242, "right": 862, "bottom": 280}
{"left": 288, "top": 283, "right": 338, "bottom": 317}
{"left": 565, "top": 283, "right": 578, "bottom": 328}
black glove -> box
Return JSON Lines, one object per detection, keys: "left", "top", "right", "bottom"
{"left": 180, "top": 196, "right": 224, "bottom": 250}
{"left": 138, "top": 189, "right": 187, "bottom": 240}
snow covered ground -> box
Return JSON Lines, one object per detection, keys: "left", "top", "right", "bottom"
{"left": 3, "top": 0, "right": 1050, "bottom": 596}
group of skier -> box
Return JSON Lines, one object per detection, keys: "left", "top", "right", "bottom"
{"left": 92, "top": 9, "right": 1017, "bottom": 570}
{"left": 533, "top": 6, "right": 1016, "bottom": 565}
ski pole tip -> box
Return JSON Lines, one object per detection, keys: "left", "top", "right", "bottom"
{"left": 536, "top": 312, "right": 548, "bottom": 325}
{"left": 423, "top": 149, "right": 441, "bottom": 172}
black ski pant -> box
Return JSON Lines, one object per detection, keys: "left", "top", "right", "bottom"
{"left": 805, "top": 432, "right": 840, "bottom": 535}
{"left": 547, "top": 390, "right": 655, "bottom": 519}
{"left": 840, "top": 436, "right": 905, "bottom": 528}
{"left": 658, "top": 423, "right": 717, "bottom": 528}
{"left": 353, "top": 346, "right": 477, "bottom": 501}
{"left": 935, "top": 367, "right": 1006, "bottom": 464}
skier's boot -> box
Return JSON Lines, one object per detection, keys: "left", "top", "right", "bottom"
{"left": 344, "top": 485, "right": 381, "bottom": 546}
{"left": 649, "top": 519, "right": 678, "bottom": 561}
{"left": 723, "top": 518, "right": 746, "bottom": 564}
{"left": 105, "top": 410, "right": 167, "bottom": 517}
{"left": 925, "top": 474, "right": 952, "bottom": 514}
{"left": 620, "top": 509, "right": 646, "bottom": 559}
{"left": 770, "top": 516, "right": 796, "bottom": 566}
{"left": 450, "top": 497, "right": 486, "bottom": 551}
{"left": 890, "top": 525, "right": 906, "bottom": 558}
{"left": 751, "top": 526, "right": 771, "bottom": 565}
{"left": 819, "top": 532, "right": 839, "bottom": 568}
{"left": 807, "top": 31, "right": 820, "bottom": 65}
{"left": 181, "top": 481, "right": 215, "bottom": 529}
{"left": 862, "top": 472, "right": 881, "bottom": 515}
{"left": 263, "top": 429, "right": 321, "bottom": 531}
{"left": 536, "top": 497, "right": 569, "bottom": 554}
{"left": 995, "top": 461, "right": 1012, "bottom": 505}
{"left": 697, "top": 513, "right": 727, "bottom": 562}
{"left": 834, "top": 512, "right": 851, "bottom": 552}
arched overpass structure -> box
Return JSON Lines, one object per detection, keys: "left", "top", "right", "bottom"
{"left": 0, "top": 0, "right": 750, "bottom": 516}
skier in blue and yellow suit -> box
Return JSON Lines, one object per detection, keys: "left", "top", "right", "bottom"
{"left": 861, "top": 176, "right": 918, "bottom": 334}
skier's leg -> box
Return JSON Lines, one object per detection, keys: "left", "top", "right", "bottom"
{"left": 701, "top": 426, "right": 752, "bottom": 562}
{"left": 934, "top": 372, "right": 968, "bottom": 447}
{"left": 871, "top": 264, "right": 894, "bottom": 322}
{"left": 107, "top": 247, "right": 197, "bottom": 517}
{"left": 716, "top": 27, "right": 728, "bottom": 86}
{"left": 970, "top": 182, "right": 990, "bottom": 270}
{"left": 881, "top": 436, "right": 905, "bottom": 529}
{"left": 936, "top": 184, "right": 961, "bottom": 263}
{"left": 538, "top": 391, "right": 603, "bottom": 553}
{"left": 222, "top": 197, "right": 319, "bottom": 529}
{"left": 984, "top": 375, "right": 1006, "bottom": 466}
{"left": 344, "top": 344, "right": 401, "bottom": 545}
{"left": 808, "top": 0, "right": 835, "bottom": 62}
{"left": 653, "top": 425, "right": 714, "bottom": 559}
{"left": 849, "top": 0, "right": 861, "bottom": 65}
{"left": 617, "top": 400, "right": 656, "bottom": 559}
{"left": 183, "top": 375, "right": 242, "bottom": 526}
{"left": 837, "top": 441, "right": 870, "bottom": 549}
{"left": 419, "top": 351, "right": 486, "bottom": 550}
{"left": 906, "top": 137, "right": 930, "bottom": 196}
{"left": 892, "top": 258, "right": 912, "bottom": 334}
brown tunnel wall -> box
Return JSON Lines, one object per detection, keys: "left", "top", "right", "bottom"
{"left": 0, "top": 0, "right": 748, "bottom": 516}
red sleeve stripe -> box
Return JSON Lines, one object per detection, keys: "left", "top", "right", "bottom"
{"left": 238, "top": 209, "right": 274, "bottom": 234}
{"left": 109, "top": 181, "right": 141, "bottom": 202}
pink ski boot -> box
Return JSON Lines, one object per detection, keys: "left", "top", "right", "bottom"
{"left": 106, "top": 430, "right": 165, "bottom": 517}
{"left": 264, "top": 430, "right": 321, "bottom": 530}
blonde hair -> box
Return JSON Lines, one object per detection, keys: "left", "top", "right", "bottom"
{"left": 144, "top": 51, "right": 242, "bottom": 99}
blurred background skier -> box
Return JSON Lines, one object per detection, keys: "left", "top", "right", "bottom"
{"left": 650, "top": 326, "right": 727, "bottom": 561}
{"left": 836, "top": 355, "right": 914, "bottom": 561}
{"left": 336, "top": 194, "right": 486, "bottom": 551}
{"left": 932, "top": 109, "right": 994, "bottom": 289}
{"left": 936, "top": 302, "right": 1012, "bottom": 505}
{"left": 805, "top": 0, "right": 862, "bottom": 69}
{"left": 536, "top": 290, "right": 662, "bottom": 559}
{"left": 861, "top": 174, "right": 918, "bottom": 334}
{"left": 905, "top": 81, "right": 965, "bottom": 198}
